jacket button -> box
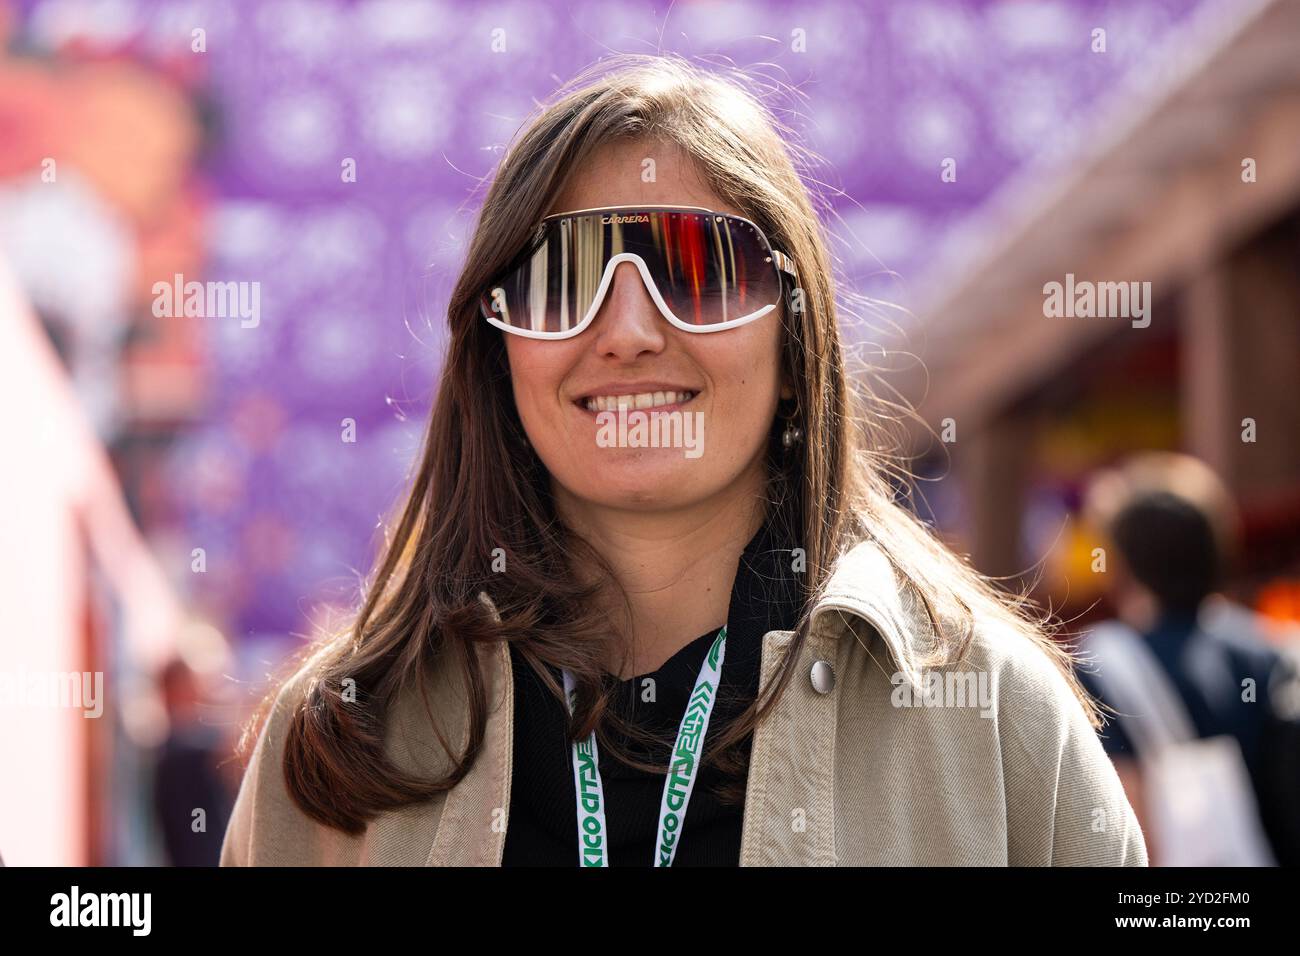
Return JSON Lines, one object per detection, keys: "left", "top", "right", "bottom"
{"left": 810, "top": 660, "right": 835, "bottom": 694}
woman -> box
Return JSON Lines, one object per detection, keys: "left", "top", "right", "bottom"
{"left": 221, "top": 56, "right": 1146, "bottom": 867}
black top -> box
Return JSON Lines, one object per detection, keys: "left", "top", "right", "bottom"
{"left": 501, "top": 516, "right": 802, "bottom": 866}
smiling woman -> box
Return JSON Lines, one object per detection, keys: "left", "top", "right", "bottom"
{"left": 220, "top": 54, "right": 1148, "bottom": 867}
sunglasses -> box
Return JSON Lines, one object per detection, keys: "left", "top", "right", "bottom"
{"left": 479, "top": 204, "right": 798, "bottom": 340}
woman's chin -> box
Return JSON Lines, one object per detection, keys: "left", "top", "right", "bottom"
{"left": 565, "top": 455, "right": 711, "bottom": 507}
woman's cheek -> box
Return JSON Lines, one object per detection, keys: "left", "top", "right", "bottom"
{"left": 702, "top": 345, "right": 782, "bottom": 458}
{"left": 507, "top": 343, "right": 570, "bottom": 440}
{"left": 714, "top": 391, "right": 772, "bottom": 466}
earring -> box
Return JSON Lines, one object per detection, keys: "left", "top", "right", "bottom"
{"left": 779, "top": 394, "right": 803, "bottom": 450}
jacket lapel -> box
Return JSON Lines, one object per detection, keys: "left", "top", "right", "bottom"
{"left": 739, "top": 538, "right": 930, "bottom": 865}
{"left": 739, "top": 622, "right": 842, "bottom": 865}
{"left": 425, "top": 608, "right": 514, "bottom": 865}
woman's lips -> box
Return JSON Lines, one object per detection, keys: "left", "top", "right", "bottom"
{"left": 571, "top": 391, "right": 700, "bottom": 418}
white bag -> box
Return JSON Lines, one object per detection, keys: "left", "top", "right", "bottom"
{"left": 1088, "top": 621, "right": 1275, "bottom": 866}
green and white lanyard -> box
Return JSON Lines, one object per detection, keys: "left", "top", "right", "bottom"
{"left": 563, "top": 626, "right": 727, "bottom": 867}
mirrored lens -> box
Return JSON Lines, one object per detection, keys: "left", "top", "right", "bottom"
{"left": 640, "top": 211, "right": 782, "bottom": 328}
{"left": 480, "top": 210, "right": 783, "bottom": 335}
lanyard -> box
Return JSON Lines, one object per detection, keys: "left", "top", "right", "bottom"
{"left": 563, "top": 626, "right": 727, "bottom": 867}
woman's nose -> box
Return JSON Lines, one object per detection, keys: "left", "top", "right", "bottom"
{"left": 588, "top": 260, "right": 667, "bottom": 359}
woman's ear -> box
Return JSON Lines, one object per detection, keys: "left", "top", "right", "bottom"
{"left": 779, "top": 381, "right": 795, "bottom": 402}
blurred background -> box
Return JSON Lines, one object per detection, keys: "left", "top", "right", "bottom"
{"left": 1, "top": 0, "right": 1297, "bottom": 866}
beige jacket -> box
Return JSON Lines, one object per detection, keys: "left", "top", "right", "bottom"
{"left": 221, "top": 538, "right": 1148, "bottom": 866}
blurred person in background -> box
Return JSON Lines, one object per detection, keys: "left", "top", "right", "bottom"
{"left": 1080, "top": 452, "right": 1300, "bottom": 866}
{"left": 152, "top": 657, "right": 234, "bottom": 866}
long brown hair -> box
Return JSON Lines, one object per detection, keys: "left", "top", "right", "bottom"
{"left": 247, "top": 54, "right": 1098, "bottom": 834}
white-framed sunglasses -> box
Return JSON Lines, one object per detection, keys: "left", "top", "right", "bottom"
{"left": 479, "top": 204, "right": 798, "bottom": 340}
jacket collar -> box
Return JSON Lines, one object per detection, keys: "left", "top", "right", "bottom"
{"left": 805, "top": 536, "right": 931, "bottom": 692}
